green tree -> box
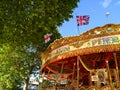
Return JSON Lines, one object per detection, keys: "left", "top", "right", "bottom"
{"left": 0, "top": 0, "right": 79, "bottom": 90}
{"left": 0, "top": 44, "right": 23, "bottom": 90}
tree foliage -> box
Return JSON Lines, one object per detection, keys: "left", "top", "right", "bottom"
{"left": 0, "top": 0, "right": 79, "bottom": 46}
{"left": 0, "top": 0, "right": 79, "bottom": 89}
{"left": 0, "top": 44, "right": 23, "bottom": 90}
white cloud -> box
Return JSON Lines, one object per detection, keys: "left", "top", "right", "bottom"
{"left": 102, "top": 0, "right": 112, "bottom": 8}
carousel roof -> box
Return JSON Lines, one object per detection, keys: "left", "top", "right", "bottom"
{"left": 40, "top": 24, "right": 120, "bottom": 80}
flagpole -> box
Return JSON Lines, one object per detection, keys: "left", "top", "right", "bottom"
{"left": 77, "top": 25, "right": 80, "bottom": 35}
{"left": 75, "top": 14, "right": 80, "bottom": 35}
{"left": 76, "top": 15, "right": 90, "bottom": 35}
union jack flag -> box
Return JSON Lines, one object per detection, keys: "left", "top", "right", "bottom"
{"left": 44, "top": 33, "right": 52, "bottom": 43}
{"left": 76, "top": 15, "right": 90, "bottom": 26}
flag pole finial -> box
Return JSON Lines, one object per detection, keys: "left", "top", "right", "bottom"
{"left": 106, "top": 12, "right": 110, "bottom": 17}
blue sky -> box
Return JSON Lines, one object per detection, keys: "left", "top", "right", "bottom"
{"left": 58, "top": 0, "right": 120, "bottom": 37}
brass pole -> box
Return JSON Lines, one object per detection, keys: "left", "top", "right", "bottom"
{"left": 113, "top": 53, "right": 120, "bottom": 88}
{"left": 60, "top": 63, "right": 64, "bottom": 77}
{"left": 89, "top": 72, "right": 92, "bottom": 86}
{"left": 58, "top": 63, "right": 64, "bottom": 90}
{"left": 77, "top": 56, "right": 80, "bottom": 90}
{"left": 59, "top": 63, "right": 64, "bottom": 82}
{"left": 106, "top": 60, "right": 114, "bottom": 90}
{"left": 72, "top": 63, "right": 76, "bottom": 82}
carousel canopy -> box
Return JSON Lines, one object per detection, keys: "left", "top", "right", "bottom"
{"left": 40, "top": 24, "right": 120, "bottom": 81}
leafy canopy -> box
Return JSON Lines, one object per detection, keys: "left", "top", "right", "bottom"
{"left": 0, "top": 0, "right": 79, "bottom": 89}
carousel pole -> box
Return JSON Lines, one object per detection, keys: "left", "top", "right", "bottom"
{"left": 58, "top": 63, "right": 64, "bottom": 90}
{"left": 106, "top": 60, "right": 114, "bottom": 90}
{"left": 55, "top": 75, "right": 59, "bottom": 90}
{"left": 77, "top": 56, "right": 80, "bottom": 90}
{"left": 60, "top": 63, "right": 64, "bottom": 81}
{"left": 60, "top": 63, "right": 64, "bottom": 74}
{"left": 113, "top": 53, "right": 120, "bottom": 88}
{"left": 105, "top": 52, "right": 114, "bottom": 90}
{"left": 72, "top": 63, "right": 76, "bottom": 82}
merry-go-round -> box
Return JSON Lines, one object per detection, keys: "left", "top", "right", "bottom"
{"left": 40, "top": 24, "right": 120, "bottom": 90}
